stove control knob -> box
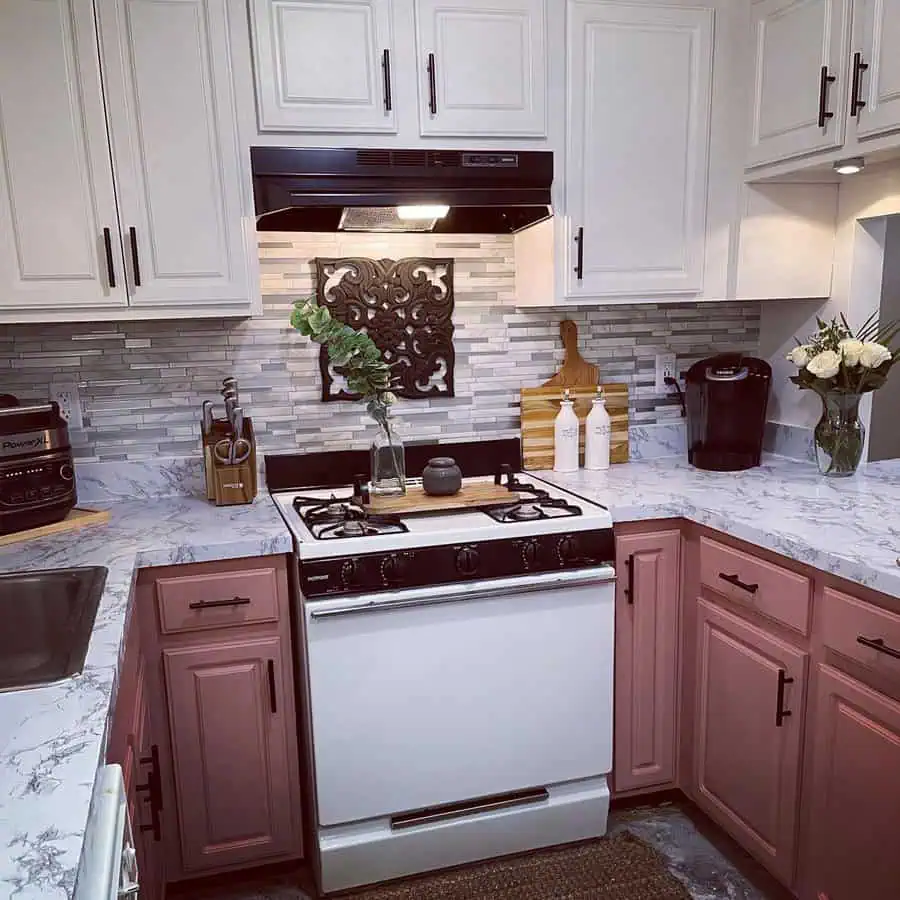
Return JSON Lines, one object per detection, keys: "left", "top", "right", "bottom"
{"left": 557, "top": 535, "right": 578, "bottom": 565}
{"left": 455, "top": 546, "right": 480, "bottom": 576}
{"left": 340, "top": 558, "right": 361, "bottom": 587}
{"left": 381, "top": 553, "right": 410, "bottom": 585}
{"left": 59, "top": 463, "right": 74, "bottom": 482}
{"left": 521, "top": 539, "right": 541, "bottom": 569}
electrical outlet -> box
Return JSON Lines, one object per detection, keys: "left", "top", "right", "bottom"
{"left": 50, "top": 380, "right": 84, "bottom": 431}
{"left": 654, "top": 352, "right": 677, "bottom": 393}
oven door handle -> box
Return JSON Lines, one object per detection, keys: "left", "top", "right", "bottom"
{"left": 308, "top": 567, "right": 616, "bottom": 620}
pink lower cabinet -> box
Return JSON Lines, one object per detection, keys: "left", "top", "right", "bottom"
{"left": 693, "top": 599, "right": 807, "bottom": 887}
{"left": 802, "top": 665, "right": 900, "bottom": 900}
{"left": 614, "top": 527, "right": 681, "bottom": 794}
{"left": 163, "top": 636, "right": 297, "bottom": 873}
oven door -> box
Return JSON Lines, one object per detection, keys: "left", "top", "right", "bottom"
{"left": 304, "top": 566, "right": 615, "bottom": 827}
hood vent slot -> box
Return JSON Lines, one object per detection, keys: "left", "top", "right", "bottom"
{"left": 355, "top": 149, "right": 465, "bottom": 168}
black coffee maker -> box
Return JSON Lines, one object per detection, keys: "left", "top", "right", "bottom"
{"left": 685, "top": 354, "right": 771, "bottom": 471}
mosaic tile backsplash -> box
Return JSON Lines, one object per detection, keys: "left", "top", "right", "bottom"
{"left": 1, "top": 233, "right": 761, "bottom": 461}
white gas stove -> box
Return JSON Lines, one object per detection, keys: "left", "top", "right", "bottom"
{"left": 270, "top": 459, "right": 616, "bottom": 894}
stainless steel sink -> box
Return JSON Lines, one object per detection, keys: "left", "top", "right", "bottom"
{"left": 0, "top": 566, "right": 107, "bottom": 692}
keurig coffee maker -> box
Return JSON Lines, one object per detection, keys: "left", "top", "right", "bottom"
{"left": 685, "top": 354, "right": 771, "bottom": 471}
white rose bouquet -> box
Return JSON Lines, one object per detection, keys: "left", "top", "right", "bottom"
{"left": 787, "top": 314, "right": 899, "bottom": 397}
{"left": 786, "top": 314, "right": 899, "bottom": 475}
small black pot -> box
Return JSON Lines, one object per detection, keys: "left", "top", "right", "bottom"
{"left": 422, "top": 457, "right": 462, "bottom": 496}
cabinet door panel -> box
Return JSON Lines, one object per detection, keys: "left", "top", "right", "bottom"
{"left": 97, "top": 0, "right": 251, "bottom": 309}
{"left": 164, "top": 637, "right": 296, "bottom": 872}
{"left": 252, "top": 0, "right": 396, "bottom": 133}
{"left": 0, "top": 0, "right": 126, "bottom": 313}
{"left": 803, "top": 665, "right": 900, "bottom": 900}
{"left": 614, "top": 530, "right": 680, "bottom": 793}
{"left": 694, "top": 599, "right": 807, "bottom": 886}
{"left": 566, "top": 1, "right": 712, "bottom": 296}
{"left": 747, "top": 0, "right": 850, "bottom": 167}
{"left": 855, "top": 0, "right": 900, "bottom": 139}
{"left": 416, "top": 0, "right": 546, "bottom": 137}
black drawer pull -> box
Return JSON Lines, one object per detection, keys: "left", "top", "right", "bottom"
{"left": 129, "top": 226, "right": 141, "bottom": 287}
{"left": 624, "top": 554, "right": 635, "bottom": 605}
{"left": 775, "top": 669, "right": 794, "bottom": 727}
{"left": 102, "top": 227, "right": 116, "bottom": 288}
{"left": 382, "top": 48, "right": 392, "bottom": 112}
{"left": 719, "top": 572, "right": 759, "bottom": 594}
{"left": 188, "top": 595, "right": 251, "bottom": 610}
{"left": 857, "top": 635, "right": 900, "bottom": 661}
{"left": 426, "top": 52, "right": 437, "bottom": 115}
{"left": 818, "top": 64, "right": 836, "bottom": 128}
{"left": 573, "top": 226, "right": 584, "bottom": 280}
{"left": 267, "top": 659, "right": 278, "bottom": 714}
{"left": 850, "top": 52, "right": 869, "bottom": 117}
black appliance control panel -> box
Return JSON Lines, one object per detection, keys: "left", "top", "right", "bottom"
{"left": 0, "top": 451, "right": 77, "bottom": 534}
{"left": 299, "top": 528, "right": 615, "bottom": 598}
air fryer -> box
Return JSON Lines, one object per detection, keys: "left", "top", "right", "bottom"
{"left": 685, "top": 354, "right": 771, "bottom": 472}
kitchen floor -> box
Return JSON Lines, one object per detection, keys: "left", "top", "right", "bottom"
{"left": 172, "top": 801, "right": 783, "bottom": 899}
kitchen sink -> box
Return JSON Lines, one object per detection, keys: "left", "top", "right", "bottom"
{"left": 0, "top": 566, "right": 107, "bottom": 692}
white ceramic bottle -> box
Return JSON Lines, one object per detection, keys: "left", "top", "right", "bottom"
{"left": 553, "top": 389, "right": 579, "bottom": 473}
{"left": 585, "top": 387, "right": 611, "bottom": 471}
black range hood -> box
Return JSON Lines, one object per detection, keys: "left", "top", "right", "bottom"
{"left": 251, "top": 147, "right": 553, "bottom": 234}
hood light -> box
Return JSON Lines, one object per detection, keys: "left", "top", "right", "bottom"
{"left": 833, "top": 157, "right": 865, "bottom": 175}
{"left": 397, "top": 204, "right": 450, "bottom": 220}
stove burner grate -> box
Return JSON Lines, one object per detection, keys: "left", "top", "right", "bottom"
{"left": 293, "top": 493, "right": 408, "bottom": 540}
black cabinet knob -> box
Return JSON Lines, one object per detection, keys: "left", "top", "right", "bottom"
{"left": 456, "top": 547, "right": 480, "bottom": 575}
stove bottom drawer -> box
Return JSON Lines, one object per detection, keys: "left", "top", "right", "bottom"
{"left": 317, "top": 777, "right": 610, "bottom": 893}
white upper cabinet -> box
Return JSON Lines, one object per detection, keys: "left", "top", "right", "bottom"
{"left": 565, "top": 0, "right": 713, "bottom": 297}
{"left": 0, "top": 0, "right": 127, "bottom": 315}
{"left": 415, "top": 0, "right": 547, "bottom": 137}
{"left": 97, "top": 0, "right": 252, "bottom": 310}
{"left": 852, "top": 0, "right": 900, "bottom": 140}
{"left": 746, "top": 0, "right": 851, "bottom": 168}
{"left": 251, "top": 0, "right": 397, "bottom": 133}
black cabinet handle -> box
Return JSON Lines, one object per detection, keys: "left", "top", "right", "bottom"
{"left": 857, "top": 635, "right": 900, "bottom": 661}
{"left": 818, "top": 65, "right": 836, "bottom": 128}
{"left": 129, "top": 226, "right": 141, "bottom": 287}
{"left": 382, "top": 49, "right": 392, "bottom": 112}
{"left": 188, "top": 595, "right": 251, "bottom": 610}
{"left": 623, "top": 554, "right": 635, "bottom": 605}
{"left": 136, "top": 744, "right": 163, "bottom": 841}
{"left": 719, "top": 572, "right": 759, "bottom": 594}
{"left": 267, "top": 659, "right": 278, "bottom": 714}
{"left": 850, "top": 52, "right": 868, "bottom": 117}
{"left": 775, "top": 669, "right": 794, "bottom": 727}
{"left": 102, "top": 228, "right": 116, "bottom": 288}
{"left": 573, "top": 226, "right": 584, "bottom": 280}
{"left": 426, "top": 53, "right": 437, "bottom": 115}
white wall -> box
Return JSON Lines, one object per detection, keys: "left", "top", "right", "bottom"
{"left": 760, "top": 165, "right": 900, "bottom": 428}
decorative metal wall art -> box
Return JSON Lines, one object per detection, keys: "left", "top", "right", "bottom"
{"left": 314, "top": 256, "right": 455, "bottom": 402}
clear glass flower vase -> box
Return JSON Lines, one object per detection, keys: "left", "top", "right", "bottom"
{"left": 814, "top": 392, "right": 865, "bottom": 477}
{"left": 370, "top": 415, "right": 406, "bottom": 496}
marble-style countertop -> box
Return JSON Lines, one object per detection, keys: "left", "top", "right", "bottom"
{"left": 540, "top": 455, "right": 900, "bottom": 601}
{"left": 0, "top": 497, "right": 292, "bottom": 900}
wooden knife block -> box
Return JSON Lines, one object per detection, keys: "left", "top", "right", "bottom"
{"left": 202, "top": 417, "right": 258, "bottom": 506}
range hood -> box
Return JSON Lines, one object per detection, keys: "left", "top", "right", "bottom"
{"left": 251, "top": 147, "right": 553, "bottom": 234}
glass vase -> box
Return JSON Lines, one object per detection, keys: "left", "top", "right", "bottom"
{"left": 370, "top": 414, "right": 406, "bottom": 496}
{"left": 814, "top": 392, "right": 865, "bottom": 477}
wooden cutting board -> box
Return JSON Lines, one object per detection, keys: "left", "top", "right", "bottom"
{"left": 542, "top": 320, "right": 599, "bottom": 389}
{"left": 520, "top": 384, "right": 629, "bottom": 470}
{"left": 365, "top": 483, "right": 519, "bottom": 515}
{"left": 0, "top": 507, "right": 111, "bottom": 546}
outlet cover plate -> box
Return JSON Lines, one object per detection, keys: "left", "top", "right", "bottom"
{"left": 655, "top": 353, "right": 677, "bottom": 393}
{"left": 50, "top": 380, "right": 84, "bottom": 431}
